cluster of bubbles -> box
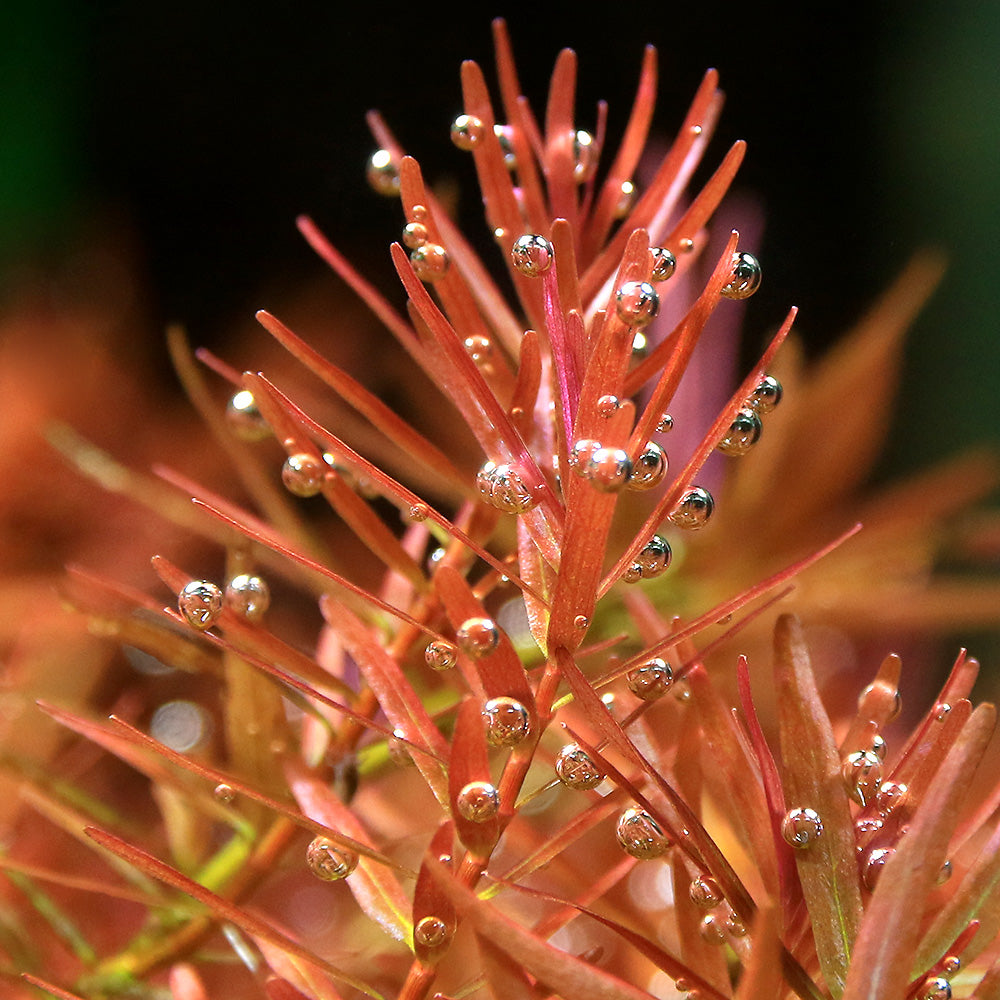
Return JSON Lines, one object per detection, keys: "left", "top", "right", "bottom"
{"left": 476, "top": 461, "right": 538, "bottom": 513}
{"left": 688, "top": 875, "right": 747, "bottom": 945}
{"left": 177, "top": 574, "right": 271, "bottom": 631}
{"left": 716, "top": 373, "right": 783, "bottom": 458}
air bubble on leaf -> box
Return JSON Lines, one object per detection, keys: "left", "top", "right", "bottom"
{"left": 213, "top": 783, "right": 235, "bottom": 804}
{"left": 842, "top": 750, "right": 882, "bottom": 807}
{"left": 725, "top": 910, "right": 748, "bottom": 938}
{"left": 585, "top": 446, "right": 632, "bottom": 492}
{"left": 476, "top": 461, "right": 537, "bottom": 513}
{"left": 450, "top": 113, "right": 484, "bottom": 150}
{"left": 410, "top": 243, "right": 450, "bottom": 282}
{"left": 629, "top": 441, "right": 667, "bottom": 490}
{"left": 456, "top": 617, "right": 500, "bottom": 658}
{"left": 920, "top": 979, "right": 952, "bottom": 1000}
{"left": 941, "top": 955, "right": 961, "bottom": 977}
{"left": 870, "top": 733, "right": 887, "bottom": 761}
{"left": 615, "top": 280, "right": 659, "bottom": 327}
{"left": 367, "top": 149, "right": 400, "bottom": 196}
{"left": 656, "top": 413, "right": 674, "bottom": 433}
{"left": 574, "top": 614, "right": 590, "bottom": 630}
{"left": 402, "top": 222, "right": 429, "bottom": 249}
{"left": 720, "top": 251, "right": 762, "bottom": 299}
{"left": 863, "top": 846, "right": 894, "bottom": 891}
{"left": 937, "top": 858, "right": 953, "bottom": 885}
{"left": 414, "top": 915, "right": 451, "bottom": 949}
{"left": 226, "top": 389, "right": 270, "bottom": 441}
{"left": 282, "top": 453, "right": 325, "bottom": 497}
{"left": 649, "top": 246, "right": 677, "bottom": 282}
{"left": 614, "top": 180, "right": 636, "bottom": 218}
{"left": 596, "top": 394, "right": 620, "bottom": 417}
{"left": 569, "top": 437, "right": 602, "bottom": 471}
{"left": 699, "top": 913, "right": 727, "bottom": 945}
{"left": 669, "top": 487, "right": 714, "bottom": 529}
{"left": 616, "top": 807, "right": 670, "bottom": 860}
{"left": 510, "top": 234, "right": 554, "bottom": 277}
{"left": 464, "top": 334, "right": 493, "bottom": 363}
{"left": 425, "top": 639, "right": 458, "bottom": 671}
{"left": 493, "top": 124, "right": 517, "bottom": 168}
{"left": 554, "top": 744, "right": 603, "bottom": 790}
{"left": 572, "top": 129, "right": 598, "bottom": 181}
{"left": 633, "top": 535, "right": 672, "bottom": 579}
{"left": 855, "top": 816, "right": 883, "bottom": 837}
{"left": 178, "top": 581, "right": 224, "bottom": 630}
{"left": 689, "top": 876, "right": 722, "bottom": 908}
{"left": 717, "top": 408, "right": 762, "bottom": 457}
{"left": 306, "top": 836, "right": 358, "bottom": 881}
{"left": 482, "top": 697, "right": 531, "bottom": 748}
{"left": 876, "top": 780, "right": 907, "bottom": 815}
{"left": 456, "top": 780, "right": 500, "bottom": 822}
{"left": 407, "top": 502, "right": 430, "bottom": 523}
{"left": 747, "top": 374, "right": 783, "bottom": 413}
{"left": 224, "top": 574, "right": 270, "bottom": 622}
{"left": 626, "top": 658, "right": 673, "bottom": 700}
{"left": 781, "top": 807, "right": 823, "bottom": 848}
{"left": 860, "top": 681, "right": 902, "bottom": 721}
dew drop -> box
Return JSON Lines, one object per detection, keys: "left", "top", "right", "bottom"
{"left": 456, "top": 617, "right": 500, "bottom": 658}
{"left": 860, "top": 681, "right": 902, "bottom": 721}
{"left": 178, "top": 581, "right": 224, "bottom": 630}
{"left": 699, "top": 912, "right": 727, "bottom": 945}
{"left": 614, "top": 180, "right": 636, "bottom": 218}
{"left": 672, "top": 679, "right": 692, "bottom": 703}
{"left": 781, "top": 807, "right": 823, "bottom": 848}
{"left": 649, "top": 246, "right": 677, "bottom": 282}
{"left": 482, "top": 697, "right": 531, "bottom": 748}
{"left": 414, "top": 914, "right": 451, "bottom": 949}
{"left": 920, "top": 978, "right": 952, "bottom": 1000}
{"left": 747, "top": 374, "right": 783, "bottom": 413}
{"left": 596, "top": 394, "right": 620, "bottom": 417}
{"left": 717, "top": 408, "right": 762, "bottom": 457}
{"left": 842, "top": 750, "right": 882, "bottom": 807}
{"left": 450, "top": 113, "right": 484, "bottom": 150}
{"left": 366, "top": 149, "right": 400, "bottom": 196}
{"left": 456, "top": 780, "right": 500, "bottom": 822}
{"left": 424, "top": 639, "right": 457, "bottom": 670}
{"left": 510, "top": 234, "right": 554, "bottom": 277}
{"left": 863, "top": 846, "right": 894, "bottom": 891}
{"left": 306, "top": 836, "right": 358, "bottom": 881}
{"left": 615, "top": 281, "right": 659, "bottom": 327}
{"left": 411, "top": 243, "right": 450, "bottom": 282}
{"left": 669, "top": 487, "right": 714, "bottom": 529}
{"left": 402, "top": 222, "right": 429, "bottom": 249}
{"left": 282, "top": 453, "right": 325, "bottom": 497}
{"left": 875, "top": 780, "right": 907, "bottom": 815}
{"left": 629, "top": 441, "right": 667, "bottom": 490}
{"left": 616, "top": 807, "right": 670, "bottom": 860}
{"left": 585, "top": 446, "right": 632, "bottom": 492}
{"left": 554, "top": 744, "right": 603, "bottom": 790}
{"left": 213, "top": 783, "right": 235, "bottom": 804}
{"left": 721, "top": 251, "right": 762, "bottom": 299}
{"left": 689, "top": 876, "right": 722, "bottom": 908}
{"left": 656, "top": 413, "right": 674, "bottom": 433}
{"left": 573, "top": 129, "right": 598, "bottom": 181}
{"left": 627, "top": 658, "right": 673, "bottom": 701}
{"left": 226, "top": 389, "right": 269, "bottom": 441}
{"left": 224, "top": 574, "right": 270, "bottom": 623}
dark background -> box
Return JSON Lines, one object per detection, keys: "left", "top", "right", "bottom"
{"left": 1, "top": 2, "right": 998, "bottom": 473}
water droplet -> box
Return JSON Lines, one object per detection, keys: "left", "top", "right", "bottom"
{"left": 450, "top": 113, "right": 484, "bottom": 150}
{"left": 410, "top": 243, "right": 449, "bottom": 282}
{"left": 456, "top": 617, "right": 500, "bottom": 658}
{"left": 414, "top": 914, "right": 451, "bottom": 949}
{"left": 482, "top": 697, "right": 531, "bottom": 748}
{"left": 226, "top": 389, "right": 269, "bottom": 441}
{"left": 367, "top": 149, "right": 400, "bottom": 196}
{"left": 402, "top": 222, "right": 429, "bottom": 249}
{"left": 656, "top": 413, "right": 674, "bottom": 433}
{"left": 669, "top": 487, "right": 714, "bottom": 529}
{"left": 554, "top": 744, "right": 603, "bottom": 790}
{"left": 920, "top": 978, "right": 952, "bottom": 1000}
{"left": 614, "top": 180, "right": 636, "bottom": 218}
{"left": 456, "top": 780, "right": 499, "bottom": 822}
{"left": 717, "top": 408, "right": 762, "bottom": 457}
{"left": 627, "top": 658, "right": 674, "bottom": 700}
{"left": 940, "top": 955, "right": 961, "bottom": 977}
{"left": 213, "top": 783, "right": 235, "bottom": 803}
{"left": 569, "top": 437, "right": 601, "bottom": 471}
{"left": 510, "top": 234, "right": 554, "bottom": 277}
{"left": 408, "top": 502, "right": 430, "bottom": 522}
{"left": 615, "top": 281, "right": 659, "bottom": 327}
{"left": 629, "top": 441, "right": 667, "bottom": 490}
{"left": 282, "top": 453, "right": 325, "bottom": 497}
{"left": 622, "top": 563, "right": 643, "bottom": 584}
{"left": 493, "top": 124, "right": 517, "bottom": 168}
{"left": 616, "top": 807, "right": 670, "bottom": 860}
{"left": 224, "top": 574, "right": 270, "bottom": 623}
{"left": 747, "top": 374, "right": 782, "bottom": 413}
{"left": 875, "top": 780, "right": 907, "bottom": 815}
{"left": 475, "top": 461, "right": 537, "bottom": 513}
{"left": 937, "top": 858, "right": 953, "bottom": 885}
{"left": 425, "top": 639, "right": 457, "bottom": 670}
{"left": 781, "top": 807, "right": 823, "bottom": 848}
{"left": 842, "top": 750, "right": 882, "bottom": 807}
{"left": 649, "top": 247, "right": 677, "bottom": 282}
{"left": 573, "top": 129, "right": 598, "bottom": 182}
{"left": 689, "top": 876, "right": 722, "bottom": 908}
{"left": 863, "top": 846, "right": 894, "bottom": 891}
{"left": 178, "top": 581, "right": 224, "bottom": 630}
{"left": 585, "top": 446, "right": 632, "bottom": 492}
{"left": 596, "top": 394, "right": 620, "bottom": 417}
{"left": 699, "top": 913, "right": 727, "bottom": 945}
{"left": 306, "top": 836, "right": 359, "bottom": 881}
{"left": 721, "top": 251, "right": 762, "bottom": 299}
{"left": 636, "top": 536, "right": 671, "bottom": 578}
{"left": 574, "top": 614, "right": 590, "bottom": 630}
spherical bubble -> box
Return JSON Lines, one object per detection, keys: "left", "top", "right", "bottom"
{"left": 482, "top": 697, "right": 531, "bottom": 748}
{"left": 721, "top": 251, "right": 762, "bottom": 299}
{"left": 554, "top": 744, "right": 603, "bottom": 790}
{"left": 224, "top": 574, "right": 270, "bottom": 622}
{"left": 616, "top": 807, "right": 670, "bottom": 860}
{"left": 213, "top": 783, "right": 235, "bottom": 803}
{"left": 699, "top": 912, "right": 727, "bottom": 945}
{"left": 282, "top": 453, "right": 325, "bottom": 497}
{"left": 842, "top": 750, "right": 882, "bottom": 807}
{"left": 596, "top": 394, "right": 620, "bottom": 417}
{"left": 863, "top": 847, "right": 894, "bottom": 891}
{"left": 747, "top": 374, "right": 783, "bottom": 413}
{"left": 402, "top": 222, "right": 429, "bottom": 249}
{"left": 669, "top": 487, "right": 714, "bottom": 529}
{"left": 920, "top": 979, "right": 952, "bottom": 1000}
{"left": 424, "top": 639, "right": 458, "bottom": 671}
{"left": 306, "top": 836, "right": 358, "bottom": 881}
{"left": 635, "top": 535, "right": 672, "bottom": 578}
{"left": 569, "top": 438, "right": 602, "bottom": 471}
{"left": 476, "top": 461, "right": 537, "bottom": 513}
{"left": 178, "top": 580, "right": 224, "bottom": 630}
{"left": 456, "top": 780, "right": 499, "bottom": 822}
{"left": 724, "top": 910, "right": 748, "bottom": 938}
{"left": 689, "top": 876, "right": 723, "bottom": 908}
{"left": 614, "top": 180, "right": 635, "bottom": 218}
{"left": 510, "top": 234, "right": 554, "bottom": 277}
{"left": 622, "top": 562, "right": 643, "bottom": 584}
{"left": 367, "top": 148, "right": 400, "bottom": 196}
{"left": 414, "top": 914, "right": 451, "bottom": 949}
{"left": 585, "top": 446, "right": 632, "bottom": 492}
{"left": 630, "top": 441, "right": 667, "bottom": 490}
{"left": 937, "top": 858, "right": 953, "bottom": 885}
{"left": 493, "top": 124, "right": 517, "bottom": 168}
{"left": 410, "top": 243, "right": 450, "bottom": 282}
{"left": 456, "top": 617, "right": 500, "bottom": 658}
{"left": 572, "top": 129, "right": 598, "bottom": 182}
{"left": 450, "top": 113, "right": 484, "bottom": 150}
{"left": 649, "top": 246, "right": 677, "bottom": 282}
{"left": 615, "top": 280, "right": 659, "bottom": 327}
{"left": 717, "top": 408, "right": 762, "bottom": 457}
{"left": 656, "top": 413, "right": 674, "bottom": 433}
{"left": 781, "top": 807, "right": 823, "bottom": 848}
{"left": 226, "top": 389, "right": 270, "bottom": 441}
{"left": 627, "top": 658, "right": 674, "bottom": 701}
